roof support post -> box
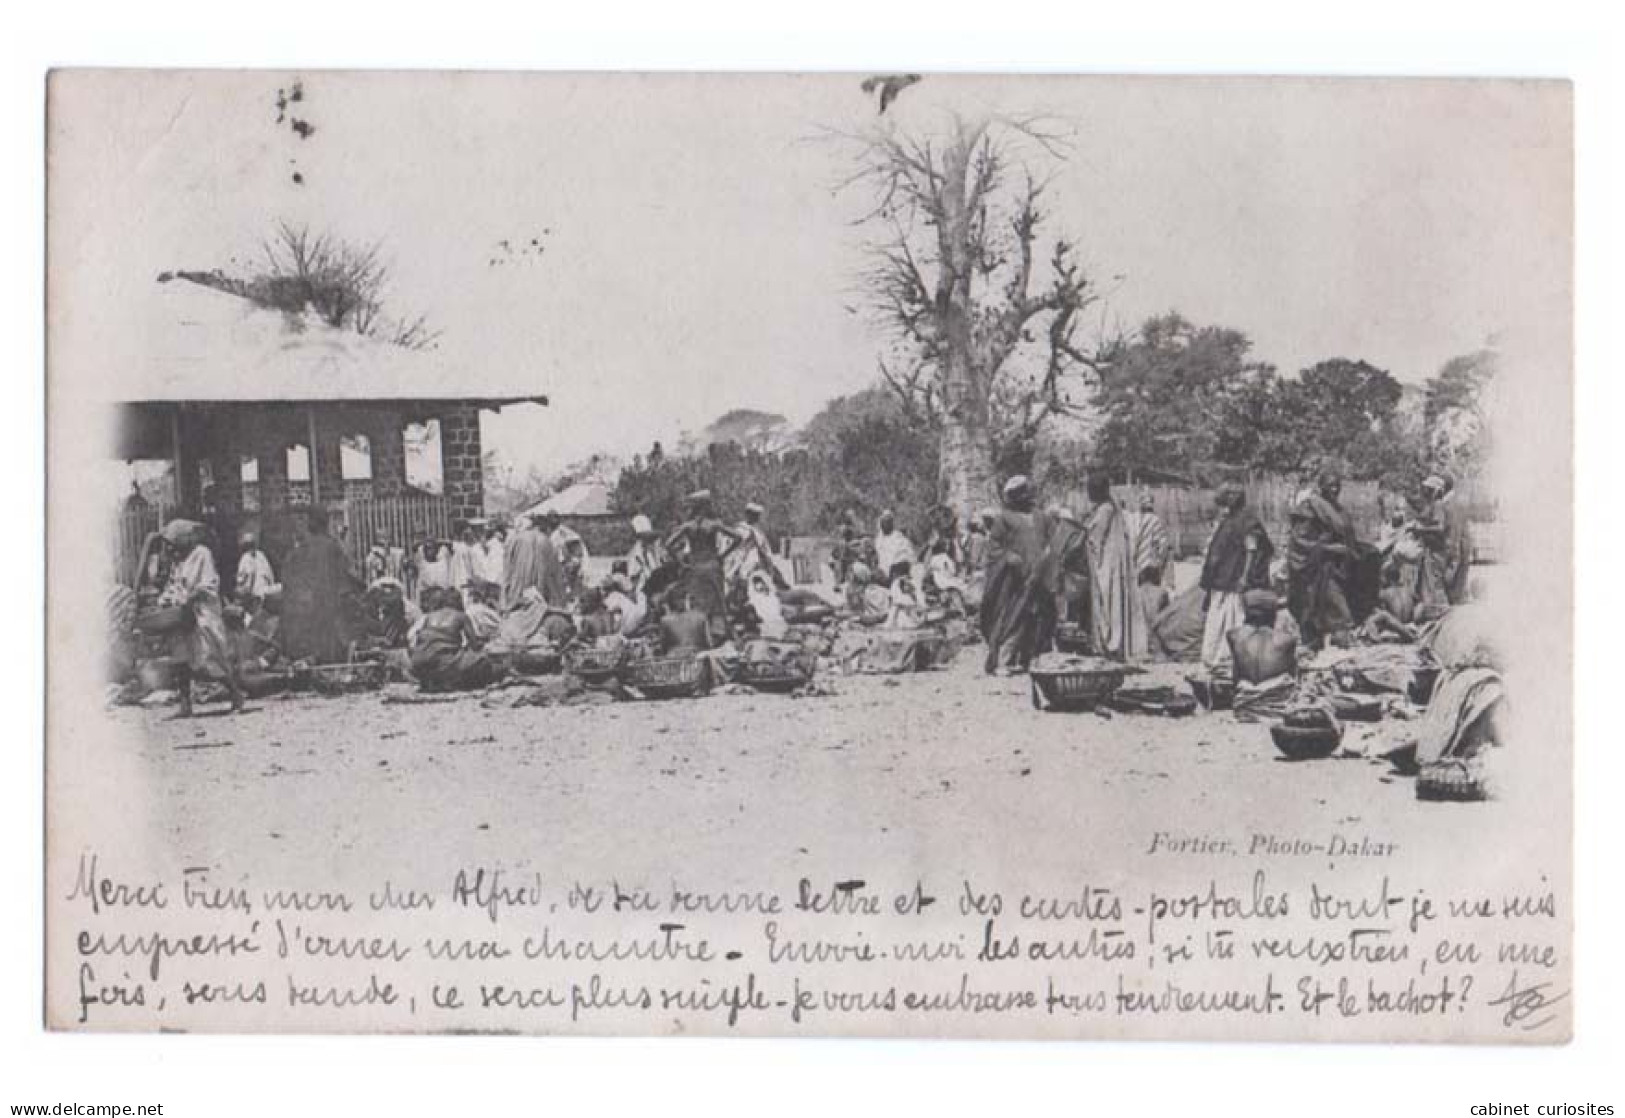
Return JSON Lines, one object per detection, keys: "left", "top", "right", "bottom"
{"left": 307, "top": 405, "right": 322, "bottom": 505}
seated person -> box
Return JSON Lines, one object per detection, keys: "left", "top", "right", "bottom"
{"left": 603, "top": 570, "right": 649, "bottom": 636}
{"left": 1226, "top": 589, "right": 1299, "bottom": 685}
{"left": 841, "top": 562, "right": 891, "bottom": 627}
{"left": 463, "top": 579, "right": 503, "bottom": 642}
{"left": 777, "top": 584, "right": 835, "bottom": 624}
{"left": 575, "top": 586, "right": 622, "bottom": 644}
{"left": 886, "top": 571, "right": 926, "bottom": 630}
{"left": 660, "top": 593, "right": 714, "bottom": 655}
{"left": 746, "top": 571, "right": 790, "bottom": 639}
{"left": 230, "top": 594, "right": 287, "bottom": 697}
{"left": 409, "top": 588, "right": 501, "bottom": 691}
{"left": 363, "top": 578, "right": 420, "bottom": 648}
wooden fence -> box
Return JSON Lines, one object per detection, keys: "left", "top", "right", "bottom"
{"left": 340, "top": 494, "right": 454, "bottom": 576}
{"left": 114, "top": 502, "right": 172, "bottom": 587}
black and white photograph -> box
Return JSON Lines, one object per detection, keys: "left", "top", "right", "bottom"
{"left": 44, "top": 70, "right": 1572, "bottom": 1043}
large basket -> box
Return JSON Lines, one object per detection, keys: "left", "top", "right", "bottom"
{"left": 1030, "top": 665, "right": 1127, "bottom": 712}
{"left": 564, "top": 645, "right": 627, "bottom": 683}
{"left": 623, "top": 655, "right": 710, "bottom": 700}
{"left": 134, "top": 604, "right": 193, "bottom": 635}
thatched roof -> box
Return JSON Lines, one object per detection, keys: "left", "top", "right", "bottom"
{"left": 84, "top": 277, "right": 548, "bottom": 408}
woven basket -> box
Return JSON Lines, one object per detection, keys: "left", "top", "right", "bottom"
{"left": 1416, "top": 756, "right": 1492, "bottom": 802}
{"left": 623, "top": 655, "right": 710, "bottom": 699}
{"left": 1030, "top": 665, "right": 1126, "bottom": 712}
{"left": 564, "top": 645, "right": 626, "bottom": 683}
{"left": 134, "top": 604, "right": 193, "bottom": 635}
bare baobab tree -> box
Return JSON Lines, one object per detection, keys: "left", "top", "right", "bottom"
{"left": 842, "top": 106, "right": 1109, "bottom": 511}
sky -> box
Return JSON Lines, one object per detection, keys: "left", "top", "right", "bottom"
{"left": 51, "top": 71, "right": 1571, "bottom": 478}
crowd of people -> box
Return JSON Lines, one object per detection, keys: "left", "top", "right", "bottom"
{"left": 109, "top": 490, "right": 839, "bottom": 711}
{"left": 109, "top": 467, "right": 1480, "bottom": 729}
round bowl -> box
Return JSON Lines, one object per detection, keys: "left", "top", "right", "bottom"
{"left": 1269, "top": 723, "right": 1342, "bottom": 761}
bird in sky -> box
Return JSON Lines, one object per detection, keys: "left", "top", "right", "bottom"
{"left": 860, "top": 74, "right": 922, "bottom": 115}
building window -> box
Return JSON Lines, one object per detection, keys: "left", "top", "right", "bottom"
{"left": 287, "top": 443, "right": 313, "bottom": 506}
{"left": 403, "top": 420, "right": 443, "bottom": 495}
{"left": 341, "top": 432, "right": 374, "bottom": 501}
{"left": 240, "top": 455, "right": 260, "bottom": 512}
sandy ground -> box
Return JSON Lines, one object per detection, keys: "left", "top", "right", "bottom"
{"left": 97, "top": 650, "right": 1505, "bottom": 901}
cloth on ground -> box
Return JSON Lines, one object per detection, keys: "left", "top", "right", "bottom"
{"left": 1415, "top": 666, "right": 1504, "bottom": 767}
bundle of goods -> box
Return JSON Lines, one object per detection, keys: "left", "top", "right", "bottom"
{"left": 1053, "top": 622, "right": 1092, "bottom": 655}
{"left": 1105, "top": 686, "right": 1197, "bottom": 717}
{"left": 305, "top": 661, "right": 388, "bottom": 695}
{"left": 622, "top": 654, "right": 711, "bottom": 700}
{"left": 1105, "top": 662, "right": 1197, "bottom": 716}
{"left": 505, "top": 646, "right": 563, "bottom": 676}
{"left": 1326, "top": 692, "right": 1385, "bottom": 723}
{"left": 1323, "top": 644, "right": 1440, "bottom": 703}
{"left": 1188, "top": 674, "right": 1236, "bottom": 711}
{"left": 1029, "top": 653, "right": 1128, "bottom": 713}
{"left": 1268, "top": 705, "right": 1343, "bottom": 760}
{"left": 864, "top": 627, "right": 952, "bottom": 673}
{"left": 737, "top": 639, "right": 817, "bottom": 693}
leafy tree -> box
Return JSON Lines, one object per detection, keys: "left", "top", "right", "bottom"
{"left": 611, "top": 386, "right": 940, "bottom": 539}
{"left": 1092, "top": 313, "right": 1271, "bottom": 482}
{"left": 1423, "top": 347, "right": 1498, "bottom": 474}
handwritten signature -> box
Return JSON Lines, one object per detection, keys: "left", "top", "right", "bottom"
{"left": 1487, "top": 971, "right": 1569, "bottom": 1032}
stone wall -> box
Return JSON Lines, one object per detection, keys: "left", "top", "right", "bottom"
{"left": 179, "top": 399, "right": 485, "bottom": 522}
{"left": 437, "top": 402, "right": 485, "bottom": 522}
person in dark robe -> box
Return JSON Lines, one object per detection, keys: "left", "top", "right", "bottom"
{"left": 409, "top": 588, "right": 501, "bottom": 691}
{"left": 502, "top": 512, "right": 567, "bottom": 610}
{"left": 1286, "top": 467, "right": 1360, "bottom": 647}
{"left": 1083, "top": 475, "right": 1151, "bottom": 662}
{"left": 979, "top": 475, "right": 1052, "bottom": 674}
{"left": 1198, "top": 485, "right": 1274, "bottom": 670}
{"left": 279, "top": 505, "right": 355, "bottom": 663}
{"left": 664, "top": 490, "right": 740, "bottom": 641}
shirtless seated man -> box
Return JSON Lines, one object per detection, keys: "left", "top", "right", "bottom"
{"left": 1226, "top": 589, "right": 1299, "bottom": 685}
{"left": 660, "top": 593, "right": 714, "bottom": 654}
